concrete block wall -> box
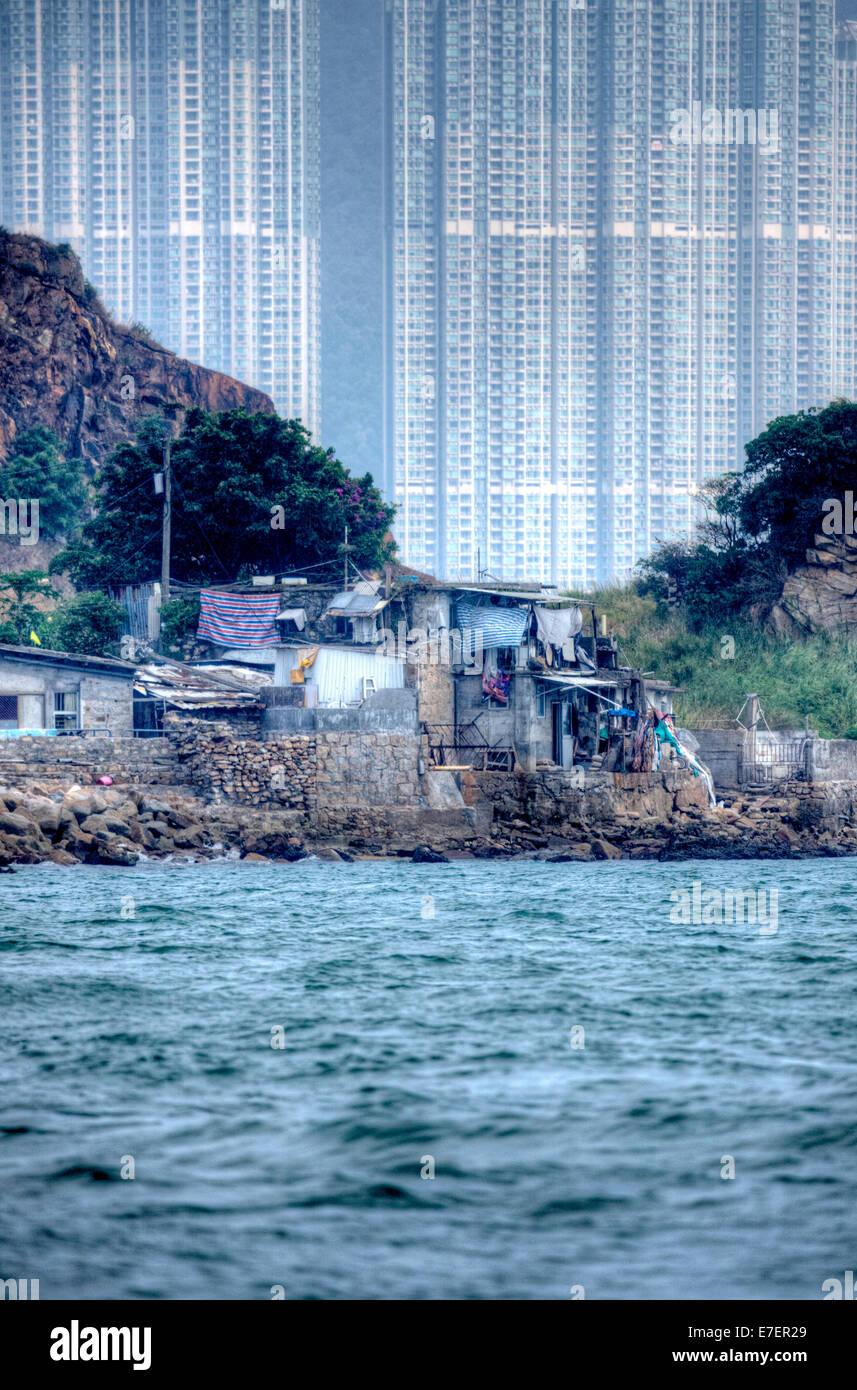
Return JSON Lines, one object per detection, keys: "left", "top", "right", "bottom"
{"left": 315, "top": 731, "right": 421, "bottom": 808}
{"left": 805, "top": 738, "right": 857, "bottom": 781}
{"left": 691, "top": 728, "right": 853, "bottom": 789}
{"left": 689, "top": 730, "right": 743, "bottom": 790}
{"left": 261, "top": 687, "right": 418, "bottom": 736}
{"left": 80, "top": 674, "right": 134, "bottom": 736}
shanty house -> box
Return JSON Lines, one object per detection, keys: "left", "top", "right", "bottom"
{"left": 0, "top": 643, "right": 135, "bottom": 736}
{"left": 133, "top": 660, "right": 268, "bottom": 734}
{"left": 417, "top": 582, "right": 646, "bottom": 774}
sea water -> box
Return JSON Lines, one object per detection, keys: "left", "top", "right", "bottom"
{"left": 1, "top": 856, "right": 854, "bottom": 1300}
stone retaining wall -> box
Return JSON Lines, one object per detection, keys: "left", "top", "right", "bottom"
{"left": 168, "top": 721, "right": 427, "bottom": 809}
{"left": 464, "top": 765, "right": 710, "bottom": 839}
{"left": 0, "top": 735, "right": 187, "bottom": 787}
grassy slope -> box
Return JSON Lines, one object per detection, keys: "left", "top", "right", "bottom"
{"left": 582, "top": 585, "right": 857, "bottom": 739}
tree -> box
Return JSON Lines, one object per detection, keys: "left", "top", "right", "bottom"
{"left": 48, "top": 591, "right": 125, "bottom": 656}
{"left": 0, "top": 427, "right": 87, "bottom": 541}
{"left": 733, "top": 401, "right": 857, "bottom": 569}
{"left": 640, "top": 400, "right": 857, "bottom": 626}
{"left": 52, "top": 409, "right": 397, "bottom": 588}
{"left": 158, "top": 596, "right": 201, "bottom": 658}
{"left": 0, "top": 570, "right": 55, "bottom": 644}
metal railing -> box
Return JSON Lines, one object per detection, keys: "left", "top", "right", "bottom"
{"left": 743, "top": 738, "right": 806, "bottom": 785}
{"left": 423, "top": 718, "right": 515, "bottom": 772}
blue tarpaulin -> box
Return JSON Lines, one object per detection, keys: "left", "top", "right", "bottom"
{"left": 455, "top": 600, "right": 529, "bottom": 648}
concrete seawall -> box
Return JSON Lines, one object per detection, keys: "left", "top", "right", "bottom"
{"left": 0, "top": 723, "right": 855, "bottom": 867}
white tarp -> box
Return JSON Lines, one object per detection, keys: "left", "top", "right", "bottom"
{"left": 534, "top": 605, "right": 583, "bottom": 649}
{"left": 276, "top": 608, "right": 307, "bottom": 630}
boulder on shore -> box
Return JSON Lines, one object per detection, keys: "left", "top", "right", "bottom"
{"left": 411, "top": 844, "right": 450, "bottom": 864}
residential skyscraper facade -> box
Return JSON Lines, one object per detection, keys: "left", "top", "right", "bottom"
{"left": 834, "top": 18, "right": 857, "bottom": 398}
{"left": 0, "top": 0, "right": 321, "bottom": 435}
{"left": 384, "top": 0, "right": 839, "bottom": 588}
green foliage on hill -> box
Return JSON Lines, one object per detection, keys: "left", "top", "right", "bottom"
{"left": 0, "top": 569, "right": 55, "bottom": 644}
{"left": 640, "top": 400, "right": 857, "bottom": 625}
{"left": 605, "top": 400, "right": 857, "bottom": 735}
{"left": 45, "top": 591, "right": 125, "bottom": 656}
{"left": 157, "top": 596, "right": 201, "bottom": 659}
{"left": 588, "top": 583, "right": 857, "bottom": 738}
{"left": 0, "top": 426, "right": 87, "bottom": 541}
{"left": 0, "top": 570, "right": 123, "bottom": 657}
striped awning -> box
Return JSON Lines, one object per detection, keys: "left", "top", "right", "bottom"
{"left": 455, "top": 600, "right": 529, "bottom": 648}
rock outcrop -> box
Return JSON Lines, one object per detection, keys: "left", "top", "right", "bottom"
{"left": 0, "top": 771, "right": 854, "bottom": 871}
{"left": 0, "top": 230, "right": 274, "bottom": 467}
{"left": 770, "top": 532, "right": 857, "bottom": 634}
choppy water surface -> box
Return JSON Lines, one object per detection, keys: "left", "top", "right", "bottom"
{"left": 1, "top": 857, "right": 855, "bottom": 1300}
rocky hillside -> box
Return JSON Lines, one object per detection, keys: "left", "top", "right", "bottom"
{"left": 0, "top": 230, "right": 274, "bottom": 467}
{"left": 770, "top": 532, "right": 857, "bottom": 634}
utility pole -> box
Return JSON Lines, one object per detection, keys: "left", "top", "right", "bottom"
{"left": 743, "top": 692, "right": 759, "bottom": 785}
{"left": 339, "top": 524, "right": 353, "bottom": 589}
{"left": 160, "top": 425, "right": 172, "bottom": 604}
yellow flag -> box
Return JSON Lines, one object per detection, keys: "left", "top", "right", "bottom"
{"left": 29, "top": 630, "right": 41, "bottom": 646}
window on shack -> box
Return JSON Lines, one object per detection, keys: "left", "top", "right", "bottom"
{"left": 53, "top": 691, "right": 79, "bottom": 732}
{"left": 0, "top": 694, "right": 18, "bottom": 729}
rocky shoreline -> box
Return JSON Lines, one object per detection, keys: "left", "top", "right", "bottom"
{"left": 1, "top": 778, "right": 855, "bottom": 869}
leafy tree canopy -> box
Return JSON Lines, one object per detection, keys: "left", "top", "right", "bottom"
{"left": 640, "top": 400, "right": 857, "bottom": 626}
{"left": 52, "top": 409, "right": 396, "bottom": 589}
{"left": 0, "top": 427, "right": 87, "bottom": 541}
{"left": 0, "top": 571, "right": 122, "bottom": 657}
{"left": 0, "top": 569, "right": 55, "bottom": 644}
{"left": 736, "top": 401, "right": 857, "bottom": 568}
{"left": 47, "top": 591, "right": 125, "bottom": 656}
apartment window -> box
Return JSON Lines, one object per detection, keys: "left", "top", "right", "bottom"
{"left": 0, "top": 695, "right": 18, "bottom": 729}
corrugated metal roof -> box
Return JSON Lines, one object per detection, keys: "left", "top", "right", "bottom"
{"left": 452, "top": 583, "right": 584, "bottom": 604}
{"left": 324, "top": 580, "right": 389, "bottom": 618}
{"left": 134, "top": 660, "right": 267, "bottom": 709}
{"left": 0, "top": 642, "right": 136, "bottom": 677}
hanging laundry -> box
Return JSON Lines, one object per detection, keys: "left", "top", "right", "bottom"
{"left": 534, "top": 605, "right": 583, "bottom": 650}
{"left": 652, "top": 710, "right": 716, "bottom": 805}
{"left": 631, "top": 716, "right": 655, "bottom": 772}
{"left": 571, "top": 640, "right": 596, "bottom": 671}
{"left": 482, "top": 671, "right": 511, "bottom": 704}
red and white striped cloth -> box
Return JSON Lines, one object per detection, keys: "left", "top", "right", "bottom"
{"left": 197, "top": 590, "right": 281, "bottom": 647}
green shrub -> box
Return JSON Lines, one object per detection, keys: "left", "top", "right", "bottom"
{"left": 49, "top": 591, "right": 124, "bottom": 656}
{"left": 581, "top": 581, "right": 857, "bottom": 738}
